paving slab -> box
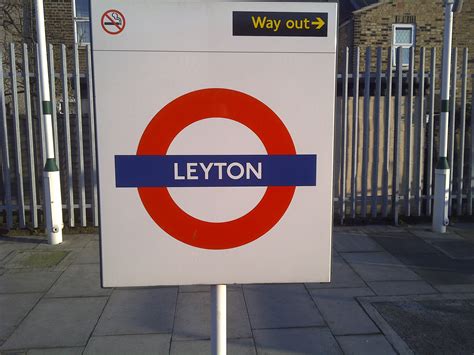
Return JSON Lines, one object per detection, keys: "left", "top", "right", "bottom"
{"left": 336, "top": 334, "right": 396, "bottom": 355}
{"left": 0, "top": 243, "right": 38, "bottom": 262}
{"left": 178, "top": 284, "right": 242, "bottom": 293}
{"left": 1, "top": 297, "right": 107, "bottom": 350}
{"left": 254, "top": 327, "right": 342, "bottom": 355}
{"left": 368, "top": 280, "right": 437, "bottom": 296}
{"left": 433, "top": 283, "right": 474, "bottom": 293}
{"left": 333, "top": 233, "right": 383, "bottom": 253}
{"left": 332, "top": 227, "right": 368, "bottom": 235}
{"left": 0, "top": 271, "right": 61, "bottom": 294}
{"left": 428, "top": 239, "right": 474, "bottom": 260}
{"left": 46, "top": 264, "right": 111, "bottom": 298}
{"left": 371, "top": 234, "right": 439, "bottom": 255}
{"left": 410, "top": 267, "right": 474, "bottom": 285}
{"left": 27, "top": 347, "right": 84, "bottom": 355}
{"left": 0, "top": 293, "right": 42, "bottom": 343}
{"left": 173, "top": 290, "right": 252, "bottom": 340}
{"left": 244, "top": 284, "right": 324, "bottom": 329}
{"left": 341, "top": 252, "right": 420, "bottom": 282}
{"left": 71, "top": 246, "right": 100, "bottom": 264}
{"left": 346, "top": 225, "right": 403, "bottom": 234}
{"left": 94, "top": 287, "right": 177, "bottom": 336}
{"left": 170, "top": 338, "right": 256, "bottom": 355}
{"left": 306, "top": 256, "right": 366, "bottom": 289}
{"left": 84, "top": 240, "right": 100, "bottom": 248}
{"left": 5, "top": 250, "right": 70, "bottom": 270}
{"left": 371, "top": 296, "right": 474, "bottom": 354}
{"left": 309, "top": 288, "right": 378, "bottom": 335}
{"left": 36, "top": 235, "right": 93, "bottom": 250}
{"left": 84, "top": 334, "right": 170, "bottom": 355}
{"left": 450, "top": 223, "right": 474, "bottom": 239}
{"left": 409, "top": 228, "right": 462, "bottom": 241}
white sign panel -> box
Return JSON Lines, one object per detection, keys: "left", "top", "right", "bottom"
{"left": 91, "top": 0, "right": 337, "bottom": 287}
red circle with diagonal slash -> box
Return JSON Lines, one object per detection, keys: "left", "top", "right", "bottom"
{"left": 101, "top": 9, "right": 126, "bottom": 35}
{"left": 137, "top": 88, "right": 296, "bottom": 250}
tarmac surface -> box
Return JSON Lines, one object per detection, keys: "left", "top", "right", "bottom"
{"left": 0, "top": 223, "right": 473, "bottom": 354}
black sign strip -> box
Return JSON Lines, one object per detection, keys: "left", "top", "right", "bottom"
{"left": 233, "top": 11, "right": 328, "bottom": 37}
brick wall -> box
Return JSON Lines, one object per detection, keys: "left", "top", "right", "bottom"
{"left": 338, "top": 19, "right": 354, "bottom": 69}
{"left": 352, "top": 0, "right": 445, "bottom": 71}
{"left": 43, "top": 0, "right": 75, "bottom": 47}
{"left": 339, "top": 0, "right": 473, "bottom": 104}
{"left": 343, "top": 0, "right": 473, "bottom": 72}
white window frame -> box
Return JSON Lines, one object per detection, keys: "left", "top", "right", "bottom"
{"left": 72, "top": 0, "right": 90, "bottom": 45}
{"left": 392, "top": 24, "right": 416, "bottom": 67}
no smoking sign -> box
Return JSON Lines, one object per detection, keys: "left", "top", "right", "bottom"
{"left": 101, "top": 9, "right": 125, "bottom": 35}
{"left": 91, "top": 0, "right": 336, "bottom": 287}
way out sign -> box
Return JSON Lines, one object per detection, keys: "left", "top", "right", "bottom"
{"left": 91, "top": 0, "right": 337, "bottom": 287}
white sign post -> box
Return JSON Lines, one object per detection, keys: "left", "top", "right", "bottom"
{"left": 91, "top": 1, "right": 337, "bottom": 353}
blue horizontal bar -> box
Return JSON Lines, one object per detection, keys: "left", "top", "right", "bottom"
{"left": 115, "top": 155, "right": 316, "bottom": 187}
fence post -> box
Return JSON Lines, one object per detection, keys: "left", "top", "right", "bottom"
{"left": 23, "top": 43, "right": 38, "bottom": 228}
{"left": 361, "top": 47, "right": 371, "bottom": 218}
{"left": 456, "top": 48, "right": 468, "bottom": 215}
{"left": 339, "top": 47, "right": 349, "bottom": 224}
{"left": 10, "top": 43, "right": 26, "bottom": 228}
{"left": 382, "top": 48, "right": 393, "bottom": 218}
{"left": 426, "top": 48, "right": 436, "bottom": 216}
{"left": 350, "top": 47, "right": 360, "bottom": 219}
{"left": 393, "top": 47, "right": 403, "bottom": 224}
{"left": 0, "top": 49, "right": 13, "bottom": 228}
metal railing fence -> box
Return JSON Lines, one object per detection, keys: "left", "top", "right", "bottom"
{"left": 0, "top": 44, "right": 473, "bottom": 229}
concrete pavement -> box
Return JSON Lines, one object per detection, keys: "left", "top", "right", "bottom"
{"left": 0, "top": 223, "right": 473, "bottom": 354}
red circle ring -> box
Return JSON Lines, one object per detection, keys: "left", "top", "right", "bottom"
{"left": 101, "top": 9, "right": 126, "bottom": 35}
{"left": 137, "top": 88, "right": 296, "bottom": 250}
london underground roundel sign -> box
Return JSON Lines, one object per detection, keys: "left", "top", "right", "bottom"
{"left": 92, "top": 0, "right": 336, "bottom": 286}
{"left": 114, "top": 88, "right": 317, "bottom": 250}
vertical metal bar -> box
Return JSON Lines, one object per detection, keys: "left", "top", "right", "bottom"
{"left": 393, "top": 47, "right": 403, "bottom": 224}
{"left": 382, "top": 48, "right": 393, "bottom": 218}
{"left": 469, "top": 76, "right": 474, "bottom": 216}
{"left": 456, "top": 48, "right": 468, "bottom": 215}
{"left": 426, "top": 48, "right": 436, "bottom": 216}
{"left": 361, "top": 47, "right": 371, "bottom": 218}
{"left": 35, "top": 44, "right": 46, "bottom": 167}
{"left": 404, "top": 46, "right": 414, "bottom": 217}
{"left": 48, "top": 44, "right": 59, "bottom": 167}
{"left": 61, "top": 45, "right": 74, "bottom": 227}
{"left": 23, "top": 44, "right": 38, "bottom": 228}
{"left": 414, "top": 48, "right": 425, "bottom": 217}
{"left": 339, "top": 48, "right": 349, "bottom": 224}
{"left": 351, "top": 47, "right": 360, "bottom": 218}
{"left": 86, "top": 45, "right": 98, "bottom": 226}
{"left": 0, "top": 49, "right": 13, "bottom": 228}
{"left": 10, "top": 43, "right": 26, "bottom": 228}
{"left": 74, "top": 44, "right": 86, "bottom": 226}
{"left": 371, "top": 47, "right": 382, "bottom": 218}
{"left": 448, "top": 47, "right": 457, "bottom": 215}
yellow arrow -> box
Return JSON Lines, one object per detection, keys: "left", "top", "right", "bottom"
{"left": 311, "top": 17, "right": 325, "bottom": 30}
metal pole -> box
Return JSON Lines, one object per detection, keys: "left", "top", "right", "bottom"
{"left": 432, "top": 0, "right": 454, "bottom": 233}
{"left": 35, "top": 0, "right": 63, "bottom": 244}
{"left": 211, "top": 284, "right": 226, "bottom": 355}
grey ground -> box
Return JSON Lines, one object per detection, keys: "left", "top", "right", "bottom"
{"left": 0, "top": 223, "right": 473, "bottom": 355}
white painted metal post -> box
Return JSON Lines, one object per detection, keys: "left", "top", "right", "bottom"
{"left": 433, "top": 0, "right": 455, "bottom": 233}
{"left": 35, "top": 0, "right": 63, "bottom": 244}
{"left": 211, "top": 284, "right": 226, "bottom": 355}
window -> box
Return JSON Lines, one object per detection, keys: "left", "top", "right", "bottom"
{"left": 392, "top": 24, "right": 415, "bottom": 67}
{"left": 73, "top": 0, "right": 90, "bottom": 45}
